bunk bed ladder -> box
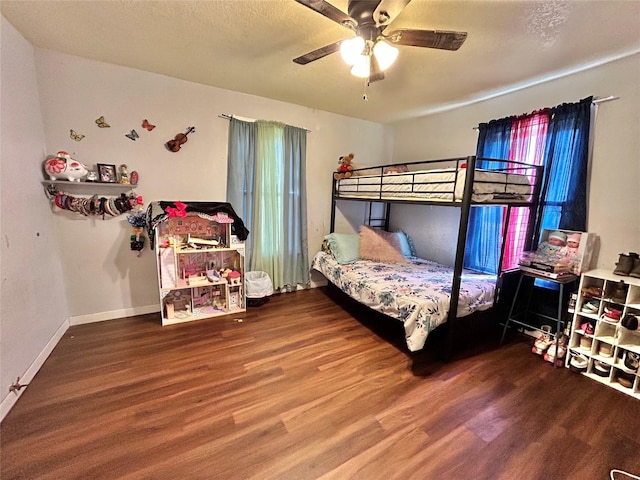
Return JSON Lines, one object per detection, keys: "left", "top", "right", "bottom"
{"left": 365, "top": 202, "right": 390, "bottom": 230}
{"left": 330, "top": 177, "right": 390, "bottom": 232}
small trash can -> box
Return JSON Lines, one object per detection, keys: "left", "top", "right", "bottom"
{"left": 245, "top": 271, "right": 273, "bottom": 307}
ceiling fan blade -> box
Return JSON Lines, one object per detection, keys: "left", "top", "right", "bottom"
{"left": 373, "top": 0, "right": 411, "bottom": 27}
{"left": 385, "top": 29, "right": 467, "bottom": 51}
{"left": 294, "top": 0, "right": 356, "bottom": 29}
{"left": 293, "top": 41, "right": 343, "bottom": 65}
{"left": 369, "top": 54, "right": 385, "bottom": 82}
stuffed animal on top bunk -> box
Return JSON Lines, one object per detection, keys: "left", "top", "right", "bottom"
{"left": 333, "top": 153, "right": 355, "bottom": 180}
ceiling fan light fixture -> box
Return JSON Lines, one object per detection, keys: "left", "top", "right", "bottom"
{"left": 350, "top": 54, "right": 371, "bottom": 78}
{"left": 340, "top": 36, "right": 365, "bottom": 66}
{"left": 373, "top": 39, "right": 399, "bottom": 71}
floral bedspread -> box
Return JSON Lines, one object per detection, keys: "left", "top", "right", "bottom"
{"left": 311, "top": 251, "right": 497, "bottom": 352}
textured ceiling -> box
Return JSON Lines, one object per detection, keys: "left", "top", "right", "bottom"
{"left": 2, "top": 0, "right": 639, "bottom": 123}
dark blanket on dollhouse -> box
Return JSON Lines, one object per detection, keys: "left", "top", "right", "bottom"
{"left": 146, "top": 201, "right": 249, "bottom": 249}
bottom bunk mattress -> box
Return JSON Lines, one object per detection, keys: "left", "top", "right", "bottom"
{"left": 311, "top": 251, "right": 497, "bottom": 352}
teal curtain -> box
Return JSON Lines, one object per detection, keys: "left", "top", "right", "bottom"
{"left": 226, "top": 118, "right": 256, "bottom": 260}
{"left": 253, "top": 121, "right": 285, "bottom": 286}
{"left": 227, "top": 118, "right": 310, "bottom": 291}
{"left": 283, "top": 125, "right": 309, "bottom": 289}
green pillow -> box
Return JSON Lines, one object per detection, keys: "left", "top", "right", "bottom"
{"left": 326, "top": 233, "right": 360, "bottom": 264}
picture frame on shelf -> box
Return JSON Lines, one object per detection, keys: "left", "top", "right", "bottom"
{"left": 97, "top": 163, "right": 117, "bottom": 183}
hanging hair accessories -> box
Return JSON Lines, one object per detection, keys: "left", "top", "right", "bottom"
{"left": 127, "top": 212, "right": 146, "bottom": 255}
{"left": 127, "top": 197, "right": 146, "bottom": 256}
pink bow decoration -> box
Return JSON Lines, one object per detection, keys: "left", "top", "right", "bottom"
{"left": 165, "top": 201, "right": 188, "bottom": 218}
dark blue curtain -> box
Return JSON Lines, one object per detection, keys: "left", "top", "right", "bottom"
{"left": 533, "top": 96, "right": 592, "bottom": 244}
{"left": 464, "top": 118, "right": 513, "bottom": 274}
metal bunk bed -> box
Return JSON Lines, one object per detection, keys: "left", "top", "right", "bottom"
{"left": 321, "top": 155, "right": 543, "bottom": 355}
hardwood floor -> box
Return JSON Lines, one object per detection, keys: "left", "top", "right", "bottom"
{"left": 2, "top": 287, "right": 639, "bottom": 480}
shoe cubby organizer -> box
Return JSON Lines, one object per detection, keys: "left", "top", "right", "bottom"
{"left": 568, "top": 268, "right": 640, "bottom": 399}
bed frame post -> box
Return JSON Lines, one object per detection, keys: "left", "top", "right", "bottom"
{"left": 526, "top": 164, "right": 544, "bottom": 249}
{"left": 497, "top": 205, "right": 513, "bottom": 274}
{"left": 330, "top": 177, "right": 337, "bottom": 233}
{"left": 445, "top": 155, "right": 476, "bottom": 359}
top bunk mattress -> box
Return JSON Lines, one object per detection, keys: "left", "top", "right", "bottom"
{"left": 336, "top": 167, "right": 533, "bottom": 203}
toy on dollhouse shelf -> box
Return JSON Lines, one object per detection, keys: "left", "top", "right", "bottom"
{"left": 227, "top": 270, "right": 242, "bottom": 285}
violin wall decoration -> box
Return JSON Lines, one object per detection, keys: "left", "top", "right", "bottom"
{"left": 166, "top": 126, "right": 195, "bottom": 152}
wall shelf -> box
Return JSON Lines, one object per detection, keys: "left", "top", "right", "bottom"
{"left": 42, "top": 180, "right": 138, "bottom": 191}
{"left": 42, "top": 180, "right": 141, "bottom": 217}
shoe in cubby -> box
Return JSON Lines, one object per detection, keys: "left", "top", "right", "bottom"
{"left": 579, "top": 335, "right": 593, "bottom": 353}
{"left": 581, "top": 299, "right": 600, "bottom": 315}
{"left": 622, "top": 351, "right": 639, "bottom": 373}
{"left": 569, "top": 352, "right": 588, "bottom": 373}
{"left": 602, "top": 306, "right": 622, "bottom": 323}
{"left": 621, "top": 313, "right": 639, "bottom": 331}
{"left": 614, "top": 369, "right": 635, "bottom": 389}
{"left": 581, "top": 284, "right": 603, "bottom": 298}
{"left": 606, "top": 280, "right": 628, "bottom": 304}
{"left": 596, "top": 341, "right": 614, "bottom": 359}
{"left": 593, "top": 360, "right": 612, "bottom": 378}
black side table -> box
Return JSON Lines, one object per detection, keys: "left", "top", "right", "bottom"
{"left": 500, "top": 269, "right": 578, "bottom": 367}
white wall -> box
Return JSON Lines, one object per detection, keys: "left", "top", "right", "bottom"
{"left": 30, "top": 48, "right": 392, "bottom": 319}
{"left": 390, "top": 53, "right": 640, "bottom": 268}
{"left": 1, "top": 17, "right": 69, "bottom": 418}
{"left": 0, "top": 18, "right": 392, "bottom": 419}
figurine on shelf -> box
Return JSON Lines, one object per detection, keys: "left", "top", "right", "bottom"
{"left": 119, "top": 164, "right": 130, "bottom": 185}
{"left": 85, "top": 170, "right": 98, "bottom": 182}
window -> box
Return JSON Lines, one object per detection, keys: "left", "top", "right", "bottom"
{"left": 465, "top": 97, "right": 592, "bottom": 274}
{"left": 226, "top": 118, "right": 310, "bottom": 291}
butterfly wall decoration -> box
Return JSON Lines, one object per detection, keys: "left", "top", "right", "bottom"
{"left": 95, "top": 116, "right": 110, "bottom": 128}
{"left": 142, "top": 119, "right": 156, "bottom": 131}
{"left": 125, "top": 130, "right": 139, "bottom": 141}
{"left": 70, "top": 129, "right": 85, "bottom": 141}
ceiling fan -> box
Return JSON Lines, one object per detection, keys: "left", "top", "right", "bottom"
{"left": 293, "top": 0, "right": 467, "bottom": 82}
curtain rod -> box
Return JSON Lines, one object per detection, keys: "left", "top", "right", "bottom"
{"left": 472, "top": 95, "right": 619, "bottom": 130}
{"left": 592, "top": 95, "right": 619, "bottom": 104}
{"left": 218, "top": 114, "right": 311, "bottom": 132}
